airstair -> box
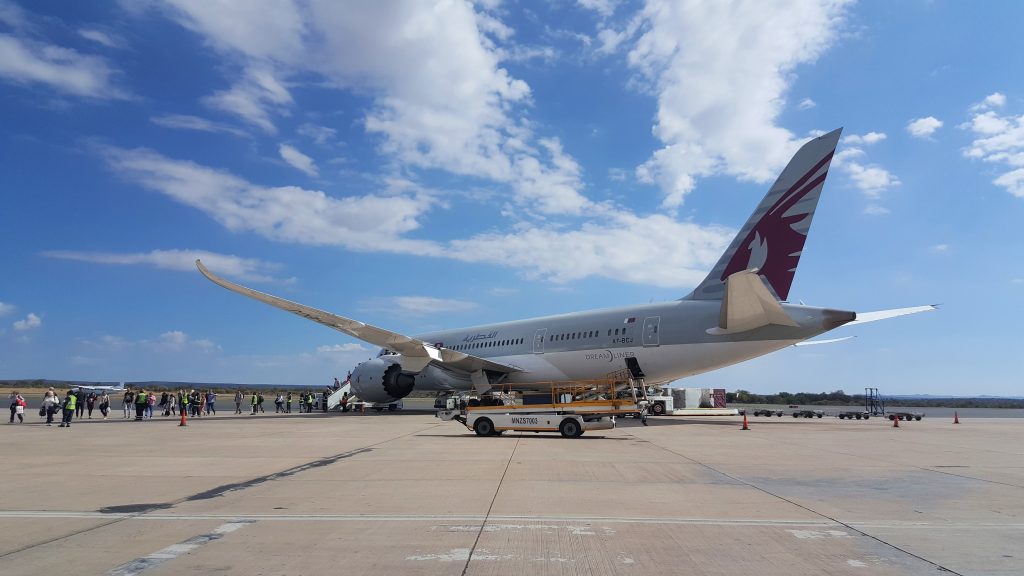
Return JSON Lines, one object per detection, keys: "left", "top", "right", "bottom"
{"left": 327, "top": 382, "right": 352, "bottom": 410}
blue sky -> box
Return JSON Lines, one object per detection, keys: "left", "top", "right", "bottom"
{"left": 1, "top": 0, "right": 1022, "bottom": 395}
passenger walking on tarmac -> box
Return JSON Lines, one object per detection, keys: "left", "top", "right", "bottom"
{"left": 59, "top": 390, "right": 76, "bottom": 427}
{"left": 134, "top": 388, "right": 148, "bottom": 421}
{"left": 123, "top": 389, "right": 134, "bottom": 419}
{"left": 234, "top": 390, "right": 243, "bottom": 414}
{"left": 8, "top": 391, "right": 25, "bottom": 423}
{"left": 206, "top": 391, "right": 216, "bottom": 415}
{"left": 99, "top": 391, "right": 110, "bottom": 419}
{"left": 257, "top": 393, "right": 265, "bottom": 413}
{"left": 286, "top": 391, "right": 292, "bottom": 413}
{"left": 42, "top": 387, "right": 60, "bottom": 426}
{"left": 250, "top": 392, "right": 258, "bottom": 415}
{"left": 86, "top": 392, "right": 97, "bottom": 419}
{"left": 146, "top": 392, "right": 156, "bottom": 418}
{"left": 75, "top": 388, "right": 85, "bottom": 418}
{"left": 323, "top": 388, "right": 331, "bottom": 412}
{"left": 9, "top": 391, "right": 26, "bottom": 424}
{"left": 159, "top": 392, "right": 169, "bottom": 416}
{"left": 274, "top": 393, "right": 284, "bottom": 413}
{"left": 341, "top": 391, "right": 349, "bottom": 412}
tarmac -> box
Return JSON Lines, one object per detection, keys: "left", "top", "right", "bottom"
{"left": 1, "top": 403, "right": 1021, "bottom": 575}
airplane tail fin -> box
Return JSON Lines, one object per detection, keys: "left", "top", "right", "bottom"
{"left": 685, "top": 128, "right": 842, "bottom": 301}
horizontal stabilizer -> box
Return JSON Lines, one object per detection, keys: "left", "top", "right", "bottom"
{"left": 707, "top": 269, "right": 799, "bottom": 336}
{"left": 846, "top": 305, "right": 938, "bottom": 326}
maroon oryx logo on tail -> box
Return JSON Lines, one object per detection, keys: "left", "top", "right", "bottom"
{"left": 720, "top": 152, "right": 834, "bottom": 301}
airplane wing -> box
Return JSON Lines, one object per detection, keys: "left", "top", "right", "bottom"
{"left": 195, "top": 260, "right": 521, "bottom": 374}
{"left": 845, "top": 305, "right": 938, "bottom": 326}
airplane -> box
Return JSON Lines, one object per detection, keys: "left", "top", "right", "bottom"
{"left": 73, "top": 383, "right": 126, "bottom": 393}
{"left": 196, "top": 128, "right": 935, "bottom": 404}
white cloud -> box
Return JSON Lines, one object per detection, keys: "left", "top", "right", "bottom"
{"left": 278, "top": 143, "right": 319, "bottom": 177}
{"left": 13, "top": 312, "right": 41, "bottom": 331}
{"left": 316, "top": 343, "right": 370, "bottom": 354}
{"left": 962, "top": 92, "right": 1024, "bottom": 197}
{"left": 0, "top": 301, "right": 14, "bottom": 316}
{"left": 608, "top": 167, "right": 627, "bottom": 182}
{"left": 148, "top": 1, "right": 590, "bottom": 216}
{"left": 970, "top": 92, "right": 1006, "bottom": 112}
{"left": 844, "top": 132, "right": 887, "bottom": 146}
{"left": 151, "top": 114, "right": 249, "bottom": 137}
{"left": 148, "top": 330, "right": 217, "bottom": 353}
{"left": 624, "top": 0, "right": 851, "bottom": 210}
{"left": 577, "top": 0, "right": 618, "bottom": 18}
{"left": 797, "top": 97, "right": 816, "bottom": 110}
{"left": 202, "top": 67, "right": 292, "bottom": 133}
{"left": 833, "top": 140, "right": 899, "bottom": 203}
{"left": 449, "top": 213, "right": 732, "bottom": 288}
{"left": 99, "top": 144, "right": 732, "bottom": 289}
{"left": 361, "top": 296, "right": 479, "bottom": 316}
{"left": 43, "top": 248, "right": 291, "bottom": 283}
{"left": 906, "top": 116, "right": 943, "bottom": 139}
{"left": 297, "top": 123, "right": 337, "bottom": 145}
{"left": 930, "top": 243, "right": 950, "bottom": 253}
{"left": 862, "top": 204, "right": 890, "bottom": 216}
{"left": 0, "top": 33, "right": 128, "bottom": 99}
{"left": 843, "top": 159, "right": 900, "bottom": 198}
{"left": 101, "top": 145, "right": 439, "bottom": 254}
{"left": 78, "top": 28, "right": 125, "bottom": 49}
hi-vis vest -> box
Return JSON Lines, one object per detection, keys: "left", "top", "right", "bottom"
{"left": 66, "top": 395, "right": 77, "bottom": 410}
{"left": 181, "top": 394, "right": 189, "bottom": 405}
{"left": 137, "top": 393, "right": 148, "bottom": 404}
{"left": 252, "top": 395, "right": 258, "bottom": 405}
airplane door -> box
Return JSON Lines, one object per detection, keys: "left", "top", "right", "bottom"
{"left": 642, "top": 316, "right": 660, "bottom": 347}
{"left": 533, "top": 328, "right": 547, "bottom": 354}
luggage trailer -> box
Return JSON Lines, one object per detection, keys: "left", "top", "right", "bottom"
{"left": 436, "top": 375, "right": 649, "bottom": 438}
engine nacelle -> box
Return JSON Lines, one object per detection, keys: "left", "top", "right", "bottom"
{"left": 350, "top": 356, "right": 416, "bottom": 403}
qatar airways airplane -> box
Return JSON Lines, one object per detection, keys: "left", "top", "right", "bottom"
{"left": 196, "top": 128, "right": 934, "bottom": 403}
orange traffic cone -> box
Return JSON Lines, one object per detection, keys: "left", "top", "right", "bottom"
{"left": 953, "top": 411, "right": 960, "bottom": 424}
{"left": 892, "top": 414, "right": 899, "bottom": 428}
{"left": 179, "top": 407, "right": 187, "bottom": 427}
{"left": 741, "top": 413, "right": 749, "bottom": 430}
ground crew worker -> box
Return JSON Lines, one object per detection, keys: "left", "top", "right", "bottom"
{"left": 251, "top": 392, "right": 258, "bottom": 415}
{"left": 59, "top": 390, "right": 77, "bottom": 427}
{"left": 179, "top": 390, "right": 189, "bottom": 415}
{"left": 286, "top": 391, "right": 292, "bottom": 413}
{"left": 135, "top": 389, "right": 148, "bottom": 420}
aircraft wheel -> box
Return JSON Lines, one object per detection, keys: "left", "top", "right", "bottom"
{"left": 839, "top": 414, "right": 845, "bottom": 419}
{"left": 559, "top": 418, "right": 582, "bottom": 438}
{"left": 817, "top": 414, "right": 822, "bottom": 418}
{"left": 864, "top": 415, "right": 869, "bottom": 420}
{"left": 474, "top": 418, "right": 494, "bottom": 437}
{"left": 793, "top": 414, "right": 799, "bottom": 418}
{"left": 651, "top": 403, "right": 666, "bottom": 416}
{"left": 915, "top": 416, "right": 922, "bottom": 421}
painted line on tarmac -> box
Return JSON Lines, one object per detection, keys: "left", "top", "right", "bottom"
{"left": 107, "top": 521, "right": 252, "bottom": 576}
{"left": 4, "top": 510, "right": 1020, "bottom": 529}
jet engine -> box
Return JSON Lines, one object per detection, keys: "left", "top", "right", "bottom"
{"left": 350, "top": 356, "right": 416, "bottom": 403}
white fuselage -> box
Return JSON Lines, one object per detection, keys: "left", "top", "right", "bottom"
{"left": 401, "top": 299, "right": 850, "bottom": 392}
